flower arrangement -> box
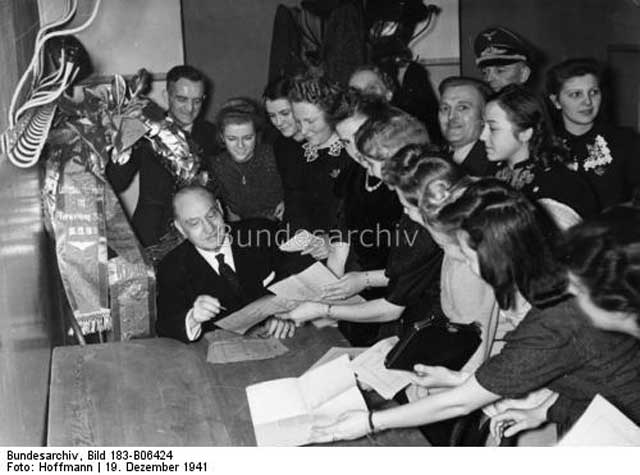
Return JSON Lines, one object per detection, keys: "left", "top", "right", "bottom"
{"left": 583, "top": 135, "right": 612, "bottom": 174}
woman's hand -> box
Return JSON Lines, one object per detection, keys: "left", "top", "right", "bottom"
{"left": 489, "top": 404, "right": 548, "bottom": 442}
{"left": 280, "top": 301, "right": 327, "bottom": 324}
{"left": 310, "top": 410, "right": 370, "bottom": 444}
{"left": 264, "top": 317, "right": 296, "bottom": 339}
{"left": 488, "top": 390, "right": 558, "bottom": 443}
{"left": 321, "top": 272, "right": 367, "bottom": 301}
{"left": 409, "top": 364, "right": 469, "bottom": 389}
{"left": 273, "top": 201, "right": 285, "bottom": 221}
{"left": 300, "top": 235, "right": 331, "bottom": 260}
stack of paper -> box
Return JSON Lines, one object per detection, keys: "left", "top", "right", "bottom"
{"left": 246, "top": 355, "right": 367, "bottom": 446}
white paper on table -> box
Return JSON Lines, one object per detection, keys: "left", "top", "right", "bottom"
{"left": 558, "top": 394, "right": 640, "bottom": 446}
{"left": 351, "top": 336, "right": 413, "bottom": 400}
{"left": 308, "top": 346, "right": 367, "bottom": 371}
{"left": 246, "top": 354, "right": 367, "bottom": 446}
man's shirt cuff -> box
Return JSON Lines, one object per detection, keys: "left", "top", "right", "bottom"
{"left": 185, "top": 308, "right": 202, "bottom": 341}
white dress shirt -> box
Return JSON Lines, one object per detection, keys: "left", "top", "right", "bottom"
{"left": 452, "top": 141, "right": 476, "bottom": 165}
{"left": 185, "top": 238, "right": 236, "bottom": 341}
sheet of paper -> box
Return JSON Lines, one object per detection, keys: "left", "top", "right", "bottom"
{"left": 206, "top": 337, "right": 289, "bottom": 364}
{"left": 246, "top": 354, "right": 367, "bottom": 446}
{"left": 246, "top": 378, "right": 307, "bottom": 425}
{"left": 558, "top": 394, "right": 640, "bottom": 446}
{"left": 313, "top": 384, "right": 367, "bottom": 420}
{"left": 215, "top": 295, "right": 296, "bottom": 334}
{"left": 308, "top": 346, "right": 367, "bottom": 371}
{"left": 278, "top": 230, "right": 324, "bottom": 252}
{"left": 268, "top": 262, "right": 365, "bottom": 308}
{"left": 351, "top": 337, "right": 413, "bottom": 400}
{"left": 299, "top": 355, "right": 357, "bottom": 410}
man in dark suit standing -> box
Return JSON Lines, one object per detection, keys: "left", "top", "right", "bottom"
{"left": 438, "top": 76, "right": 495, "bottom": 178}
{"left": 156, "top": 185, "right": 294, "bottom": 343}
{"left": 107, "top": 65, "right": 221, "bottom": 247}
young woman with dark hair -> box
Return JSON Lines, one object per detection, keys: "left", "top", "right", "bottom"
{"left": 565, "top": 205, "right": 640, "bottom": 338}
{"left": 282, "top": 111, "right": 443, "bottom": 347}
{"left": 211, "top": 99, "right": 283, "bottom": 222}
{"left": 316, "top": 90, "right": 403, "bottom": 297}
{"left": 489, "top": 204, "right": 640, "bottom": 440}
{"left": 309, "top": 179, "right": 640, "bottom": 444}
{"left": 482, "top": 84, "right": 597, "bottom": 226}
{"left": 262, "top": 76, "right": 307, "bottom": 231}
{"left": 547, "top": 58, "right": 640, "bottom": 211}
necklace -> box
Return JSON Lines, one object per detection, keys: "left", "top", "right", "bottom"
{"left": 364, "top": 172, "right": 383, "bottom": 192}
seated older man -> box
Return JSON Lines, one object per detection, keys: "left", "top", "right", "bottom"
{"left": 156, "top": 185, "right": 294, "bottom": 343}
{"left": 438, "top": 76, "right": 495, "bottom": 177}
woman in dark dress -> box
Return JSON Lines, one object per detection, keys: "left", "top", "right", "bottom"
{"left": 283, "top": 111, "right": 442, "bottom": 347}
{"left": 263, "top": 76, "right": 307, "bottom": 231}
{"left": 323, "top": 90, "right": 403, "bottom": 296}
{"left": 547, "top": 58, "right": 640, "bottom": 211}
{"left": 481, "top": 84, "right": 597, "bottom": 226}
{"left": 286, "top": 74, "right": 351, "bottom": 238}
{"left": 310, "top": 180, "right": 640, "bottom": 444}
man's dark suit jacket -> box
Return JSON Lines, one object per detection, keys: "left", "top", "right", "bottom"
{"left": 457, "top": 140, "right": 496, "bottom": 178}
{"left": 106, "top": 119, "right": 221, "bottom": 247}
{"left": 156, "top": 220, "right": 279, "bottom": 343}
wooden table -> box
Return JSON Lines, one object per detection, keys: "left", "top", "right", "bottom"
{"left": 47, "top": 326, "right": 428, "bottom": 446}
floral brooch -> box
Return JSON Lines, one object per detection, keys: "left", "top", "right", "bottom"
{"left": 583, "top": 135, "right": 612, "bottom": 175}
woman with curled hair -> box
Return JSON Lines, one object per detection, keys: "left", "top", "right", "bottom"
{"left": 381, "top": 145, "right": 498, "bottom": 374}
{"left": 283, "top": 111, "right": 443, "bottom": 347}
{"left": 211, "top": 99, "right": 283, "bottom": 222}
{"left": 285, "top": 74, "right": 351, "bottom": 235}
{"left": 547, "top": 58, "right": 640, "bottom": 211}
{"left": 311, "top": 179, "right": 640, "bottom": 444}
{"left": 482, "top": 84, "right": 597, "bottom": 225}
{"left": 319, "top": 90, "right": 403, "bottom": 297}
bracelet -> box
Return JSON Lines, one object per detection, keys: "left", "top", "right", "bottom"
{"left": 326, "top": 304, "right": 333, "bottom": 319}
{"left": 364, "top": 272, "right": 371, "bottom": 288}
{"left": 367, "top": 411, "right": 376, "bottom": 434}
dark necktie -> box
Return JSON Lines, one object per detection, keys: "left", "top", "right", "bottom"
{"left": 215, "top": 253, "right": 243, "bottom": 296}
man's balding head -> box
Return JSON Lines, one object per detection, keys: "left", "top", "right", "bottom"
{"left": 173, "top": 186, "right": 227, "bottom": 251}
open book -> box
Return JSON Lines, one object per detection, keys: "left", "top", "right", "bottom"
{"left": 246, "top": 354, "right": 367, "bottom": 446}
